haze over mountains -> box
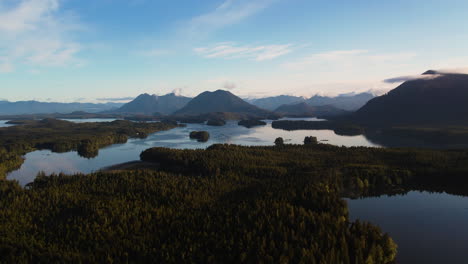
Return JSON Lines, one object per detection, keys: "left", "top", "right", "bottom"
{"left": 353, "top": 71, "right": 468, "bottom": 126}
{"left": 247, "top": 93, "right": 374, "bottom": 112}
{"left": 113, "top": 93, "right": 192, "bottom": 115}
{"left": 274, "top": 103, "right": 348, "bottom": 117}
{"left": 248, "top": 96, "right": 306, "bottom": 111}
{"left": 0, "top": 100, "right": 122, "bottom": 115}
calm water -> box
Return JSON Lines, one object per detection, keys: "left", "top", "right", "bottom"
{"left": 0, "top": 120, "right": 13, "bottom": 127}
{"left": 7, "top": 118, "right": 378, "bottom": 185}
{"left": 4, "top": 118, "right": 467, "bottom": 262}
{"left": 347, "top": 192, "right": 468, "bottom": 264}
{"left": 60, "top": 118, "right": 118, "bottom": 123}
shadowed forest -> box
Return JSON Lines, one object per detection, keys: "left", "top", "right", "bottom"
{"left": 2, "top": 141, "right": 468, "bottom": 263}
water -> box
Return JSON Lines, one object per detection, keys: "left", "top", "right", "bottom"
{"left": 5, "top": 118, "right": 466, "bottom": 262}
{"left": 0, "top": 120, "right": 13, "bottom": 127}
{"left": 59, "top": 118, "right": 118, "bottom": 123}
{"left": 7, "top": 118, "right": 378, "bottom": 185}
{"left": 347, "top": 191, "right": 468, "bottom": 264}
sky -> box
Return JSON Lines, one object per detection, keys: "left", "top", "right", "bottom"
{"left": 1, "top": 0, "right": 468, "bottom": 103}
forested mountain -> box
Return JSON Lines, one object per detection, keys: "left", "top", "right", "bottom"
{"left": 114, "top": 93, "right": 192, "bottom": 115}
{"left": 174, "top": 90, "right": 270, "bottom": 116}
{"left": 249, "top": 95, "right": 305, "bottom": 110}
{"left": 307, "top": 92, "right": 375, "bottom": 111}
{"left": 353, "top": 71, "right": 468, "bottom": 126}
{"left": 274, "top": 102, "right": 348, "bottom": 117}
{"left": 0, "top": 100, "right": 122, "bottom": 115}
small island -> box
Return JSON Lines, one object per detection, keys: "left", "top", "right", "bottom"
{"left": 189, "top": 131, "right": 210, "bottom": 142}
{"left": 206, "top": 119, "right": 226, "bottom": 126}
{"left": 238, "top": 119, "right": 267, "bottom": 128}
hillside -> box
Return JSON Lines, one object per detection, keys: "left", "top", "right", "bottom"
{"left": 353, "top": 72, "right": 468, "bottom": 126}
{"left": 115, "top": 93, "right": 192, "bottom": 115}
{"left": 307, "top": 92, "right": 375, "bottom": 111}
{"left": 274, "top": 102, "right": 348, "bottom": 117}
{"left": 174, "top": 90, "right": 270, "bottom": 116}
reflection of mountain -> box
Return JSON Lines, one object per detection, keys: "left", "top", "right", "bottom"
{"left": 362, "top": 127, "right": 468, "bottom": 149}
{"left": 115, "top": 93, "right": 192, "bottom": 115}
{"left": 354, "top": 72, "right": 468, "bottom": 126}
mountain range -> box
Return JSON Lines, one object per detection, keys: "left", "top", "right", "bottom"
{"left": 114, "top": 93, "right": 192, "bottom": 115}
{"left": 248, "top": 95, "right": 305, "bottom": 111}
{"left": 274, "top": 102, "right": 348, "bottom": 117}
{"left": 0, "top": 101, "right": 122, "bottom": 115}
{"left": 174, "top": 90, "right": 269, "bottom": 116}
{"left": 353, "top": 71, "right": 468, "bottom": 126}
{"left": 247, "top": 92, "right": 374, "bottom": 112}
{"left": 306, "top": 92, "right": 375, "bottom": 111}
{"left": 0, "top": 90, "right": 374, "bottom": 117}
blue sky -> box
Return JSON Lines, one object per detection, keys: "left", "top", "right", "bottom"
{"left": 1, "top": 0, "right": 468, "bottom": 102}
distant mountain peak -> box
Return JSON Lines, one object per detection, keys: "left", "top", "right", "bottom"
{"left": 174, "top": 90, "right": 268, "bottom": 116}
{"left": 423, "top": 70, "right": 439, "bottom": 75}
{"left": 354, "top": 73, "right": 468, "bottom": 125}
{"left": 115, "top": 92, "right": 192, "bottom": 115}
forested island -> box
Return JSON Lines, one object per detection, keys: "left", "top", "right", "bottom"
{"left": 0, "top": 119, "right": 178, "bottom": 178}
{"left": 3, "top": 139, "right": 468, "bottom": 262}
{"left": 238, "top": 119, "right": 267, "bottom": 128}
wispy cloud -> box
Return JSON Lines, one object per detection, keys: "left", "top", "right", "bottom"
{"left": 195, "top": 42, "right": 293, "bottom": 61}
{"left": 184, "top": 0, "right": 275, "bottom": 38}
{"left": 0, "top": 0, "right": 83, "bottom": 73}
{"left": 384, "top": 67, "right": 468, "bottom": 83}
{"left": 383, "top": 74, "right": 441, "bottom": 83}
{"left": 283, "top": 50, "right": 417, "bottom": 70}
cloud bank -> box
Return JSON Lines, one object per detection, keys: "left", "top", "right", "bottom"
{"left": 0, "top": 0, "right": 83, "bottom": 73}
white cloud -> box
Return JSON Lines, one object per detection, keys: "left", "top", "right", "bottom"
{"left": 283, "top": 50, "right": 417, "bottom": 71}
{"left": 185, "top": 0, "right": 275, "bottom": 38}
{"left": 383, "top": 74, "right": 442, "bottom": 83}
{"left": 195, "top": 42, "right": 293, "bottom": 61}
{"left": 0, "top": 0, "right": 83, "bottom": 73}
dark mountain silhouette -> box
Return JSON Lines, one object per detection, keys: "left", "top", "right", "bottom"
{"left": 353, "top": 71, "right": 468, "bottom": 126}
{"left": 174, "top": 90, "right": 269, "bottom": 116}
{"left": 249, "top": 95, "right": 305, "bottom": 110}
{"left": 0, "top": 100, "right": 122, "bottom": 115}
{"left": 275, "top": 102, "right": 348, "bottom": 117}
{"left": 307, "top": 92, "right": 375, "bottom": 111}
{"left": 115, "top": 93, "right": 192, "bottom": 115}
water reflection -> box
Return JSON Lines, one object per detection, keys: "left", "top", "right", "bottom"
{"left": 0, "top": 120, "right": 13, "bottom": 127}
{"left": 7, "top": 119, "right": 379, "bottom": 185}
{"left": 347, "top": 191, "right": 468, "bottom": 264}
{"left": 60, "top": 118, "right": 118, "bottom": 123}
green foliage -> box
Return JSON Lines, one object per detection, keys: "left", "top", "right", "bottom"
{"left": 304, "top": 136, "right": 318, "bottom": 145}
{"left": 206, "top": 119, "right": 226, "bottom": 126}
{"left": 238, "top": 119, "right": 267, "bottom": 128}
{"left": 274, "top": 137, "right": 284, "bottom": 146}
{"left": 0, "top": 119, "right": 177, "bottom": 178}
{"left": 189, "top": 131, "right": 210, "bottom": 142}
{"left": 4, "top": 138, "right": 468, "bottom": 262}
